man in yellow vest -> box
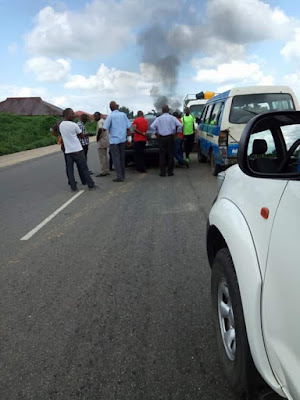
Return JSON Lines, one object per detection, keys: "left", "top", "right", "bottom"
{"left": 182, "top": 107, "right": 195, "bottom": 164}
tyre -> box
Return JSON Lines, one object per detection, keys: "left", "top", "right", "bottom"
{"left": 211, "top": 248, "right": 264, "bottom": 397}
{"left": 197, "top": 143, "right": 207, "bottom": 163}
{"left": 210, "top": 151, "right": 222, "bottom": 176}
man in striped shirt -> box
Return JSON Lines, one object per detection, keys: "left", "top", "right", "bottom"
{"left": 77, "top": 114, "right": 93, "bottom": 174}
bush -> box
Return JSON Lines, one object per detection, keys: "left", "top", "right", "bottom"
{"left": 0, "top": 114, "right": 60, "bottom": 155}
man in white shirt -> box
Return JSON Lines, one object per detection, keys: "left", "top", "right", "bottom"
{"left": 59, "top": 108, "right": 97, "bottom": 191}
{"left": 94, "top": 111, "right": 110, "bottom": 177}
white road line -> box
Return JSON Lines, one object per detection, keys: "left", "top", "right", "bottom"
{"left": 20, "top": 190, "right": 85, "bottom": 241}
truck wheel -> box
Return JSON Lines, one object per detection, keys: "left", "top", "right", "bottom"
{"left": 210, "top": 151, "right": 222, "bottom": 176}
{"left": 211, "top": 248, "right": 264, "bottom": 397}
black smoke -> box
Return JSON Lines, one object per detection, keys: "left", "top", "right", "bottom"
{"left": 137, "top": 24, "right": 181, "bottom": 111}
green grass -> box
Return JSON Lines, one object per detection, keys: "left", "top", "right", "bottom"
{"left": 0, "top": 114, "right": 97, "bottom": 156}
{"left": 84, "top": 120, "right": 97, "bottom": 135}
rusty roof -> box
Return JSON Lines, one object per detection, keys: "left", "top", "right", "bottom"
{"left": 0, "top": 97, "right": 63, "bottom": 116}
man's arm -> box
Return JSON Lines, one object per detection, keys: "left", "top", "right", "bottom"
{"left": 74, "top": 123, "right": 83, "bottom": 139}
{"left": 133, "top": 124, "right": 146, "bottom": 136}
{"left": 50, "top": 122, "right": 60, "bottom": 138}
{"left": 150, "top": 120, "right": 160, "bottom": 138}
{"left": 103, "top": 115, "right": 111, "bottom": 131}
{"left": 150, "top": 119, "right": 157, "bottom": 131}
{"left": 96, "top": 121, "right": 103, "bottom": 142}
{"left": 175, "top": 117, "right": 183, "bottom": 132}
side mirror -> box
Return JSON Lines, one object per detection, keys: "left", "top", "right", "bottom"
{"left": 238, "top": 111, "right": 300, "bottom": 179}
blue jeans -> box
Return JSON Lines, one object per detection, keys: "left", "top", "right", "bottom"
{"left": 174, "top": 137, "right": 185, "bottom": 165}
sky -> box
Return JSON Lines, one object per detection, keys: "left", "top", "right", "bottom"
{"left": 1, "top": 0, "right": 300, "bottom": 114}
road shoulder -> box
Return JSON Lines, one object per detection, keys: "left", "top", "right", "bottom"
{"left": 0, "top": 137, "right": 96, "bottom": 169}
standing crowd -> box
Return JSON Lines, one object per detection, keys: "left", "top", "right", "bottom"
{"left": 51, "top": 101, "right": 196, "bottom": 191}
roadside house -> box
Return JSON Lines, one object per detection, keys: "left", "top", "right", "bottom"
{"left": 0, "top": 97, "right": 63, "bottom": 116}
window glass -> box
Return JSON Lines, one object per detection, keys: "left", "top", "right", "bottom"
{"left": 247, "top": 129, "right": 278, "bottom": 173}
{"left": 281, "top": 125, "right": 300, "bottom": 172}
{"left": 230, "top": 93, "right": 295, "bottom": 124}
{"left": 190, "top": 104, "right": 205, "bottom": 118}
{"left": 281, "top": 125, "right": 300, "bottom": 150}
{"left": 247, "top": 120, "right": 300, "bottom": 175}
{"left": 248, "top": 130, "right": 276, "bottom": 156}
{"left": 209, "top": 102, "right": 223, "bottom": 125}
{"left": 204, "top": 104, "right": 213, "bottom": 124}
{"left": 200, "top": 106, "right": 207, "bottom": 123}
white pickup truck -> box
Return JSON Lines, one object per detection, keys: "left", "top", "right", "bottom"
{"left": 207, "top": 110, "right": 300, "bottom": 399}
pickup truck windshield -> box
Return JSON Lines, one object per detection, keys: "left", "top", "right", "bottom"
{"left": 230, "top": 93, "right": 295, "bottom": 124}
{"left": 190, "top": 104, "right": 205, "bottom": 118}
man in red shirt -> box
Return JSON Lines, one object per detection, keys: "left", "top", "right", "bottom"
{"left": 133, "top": 111, "right": 149, "bottom": 173}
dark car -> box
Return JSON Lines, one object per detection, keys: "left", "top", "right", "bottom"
{"left": 125, "top": 115, "right": 159, "bottom": 166}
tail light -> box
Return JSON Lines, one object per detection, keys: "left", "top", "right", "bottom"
{"left": 219, "top": 130, "right": 228, "bottom": 146}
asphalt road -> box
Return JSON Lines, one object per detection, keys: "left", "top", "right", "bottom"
{"left": 0, "top": 144, "right": 240, "bottom": 400}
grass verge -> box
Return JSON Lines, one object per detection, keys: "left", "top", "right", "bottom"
{"left": 0, "top": 114, "right": 97, "bottom": 156}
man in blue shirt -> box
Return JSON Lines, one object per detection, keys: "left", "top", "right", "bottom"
{"left": 103, "top": 101, "right": 131, "bottom": 182}
{"left": 150, "top": 105, "right": 182, "bottom": 177}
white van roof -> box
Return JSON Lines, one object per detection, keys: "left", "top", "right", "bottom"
{"left": 207, "top": 86, "right": 299, "bottom": 108}
{"left": 186, "top": 99, "right": 207, "bottom": 106}
{"left": 229, "top": 85, "right": 296, "bottom": 96}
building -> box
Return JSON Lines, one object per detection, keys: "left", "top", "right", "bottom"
{"left": 0, "top": 97, "right": 63, "bottom": 116}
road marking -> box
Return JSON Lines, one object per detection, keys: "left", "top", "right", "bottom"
{"left": 20, "top": 190, "right": 85, "bottom": 241}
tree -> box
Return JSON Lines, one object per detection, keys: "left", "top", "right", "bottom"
{"left": 119, "top": 106, "right": 134, "bottom": 119}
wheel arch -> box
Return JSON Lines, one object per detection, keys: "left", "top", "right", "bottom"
{"left": 207, "top": 198, "right": 284, "bottom": 395}
{"left": 207, "top": 223, "right": 227, "bottom": 267}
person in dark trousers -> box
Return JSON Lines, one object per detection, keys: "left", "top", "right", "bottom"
{"left": 103, "top": 101, "right": 131, "bottom": 182}
{"left": 132, "top": 111, "right": 148, "bottom": 173}
{"left": 59, "top": 108, "right": 97, "bottom": 191}
{"left": 50, "top": 110, "right": 84, "bottom": 186}
{"left": 77, "top": 113, "right": 93, "bottom": 174}
{"left": 173, "top": 111, "right": 187, "bottom": 168}
{"left": 182, "top": 107, "right": 195, "bottom": 165}
{"left": 109, "top": 149, "right": 114, "bottom": 171}
{"left": 150, "top": 105, "right": 182, "bottom": 177}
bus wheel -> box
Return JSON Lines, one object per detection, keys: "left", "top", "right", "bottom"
{"left": 211, "top": 151, "right": 222, "bottom": 176}
{"left": 198, "top": 143, "right": 207, "bottom": 163}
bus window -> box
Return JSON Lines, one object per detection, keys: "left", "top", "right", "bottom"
{"left": 204, "top": 104, "right": 213, "bottom": 124}
{"left": 209, "top": 102, "right": 223, "bottom": 125}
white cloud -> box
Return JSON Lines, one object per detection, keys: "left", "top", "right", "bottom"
{"left": 25, "top": 5, "right": 133, "bottom": 59}
{"left": 25, "top": 57, "right": 71, "bottom": 82}
{"left": 283, "top": 71, "right": 300, "bottom": 100}
{"left": 0, "top": 85, "right": 47, "bottom": 101}
{"left": 281, "top": 27, "right": 300, "bottom": 63}
{"left": 65, "top": 63, "right": 156, "bottom": 93}
{"left": 64, "top": 62, "right": 162, "bottom": 112}
{"left": 193, "top": 60, "right": 274, "bottom": 87}
{"left": 24, "top": 1, "right": 179, "bottom": 59}
{"left": 50, "top": 96, "right": 68, "bottom": 107}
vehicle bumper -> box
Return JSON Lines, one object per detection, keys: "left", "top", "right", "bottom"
{"left": 225, "top": 157, "right": 237, "bottom": 166}
{"left": 125, "top": 147, "right": 159, "bottom": 155}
